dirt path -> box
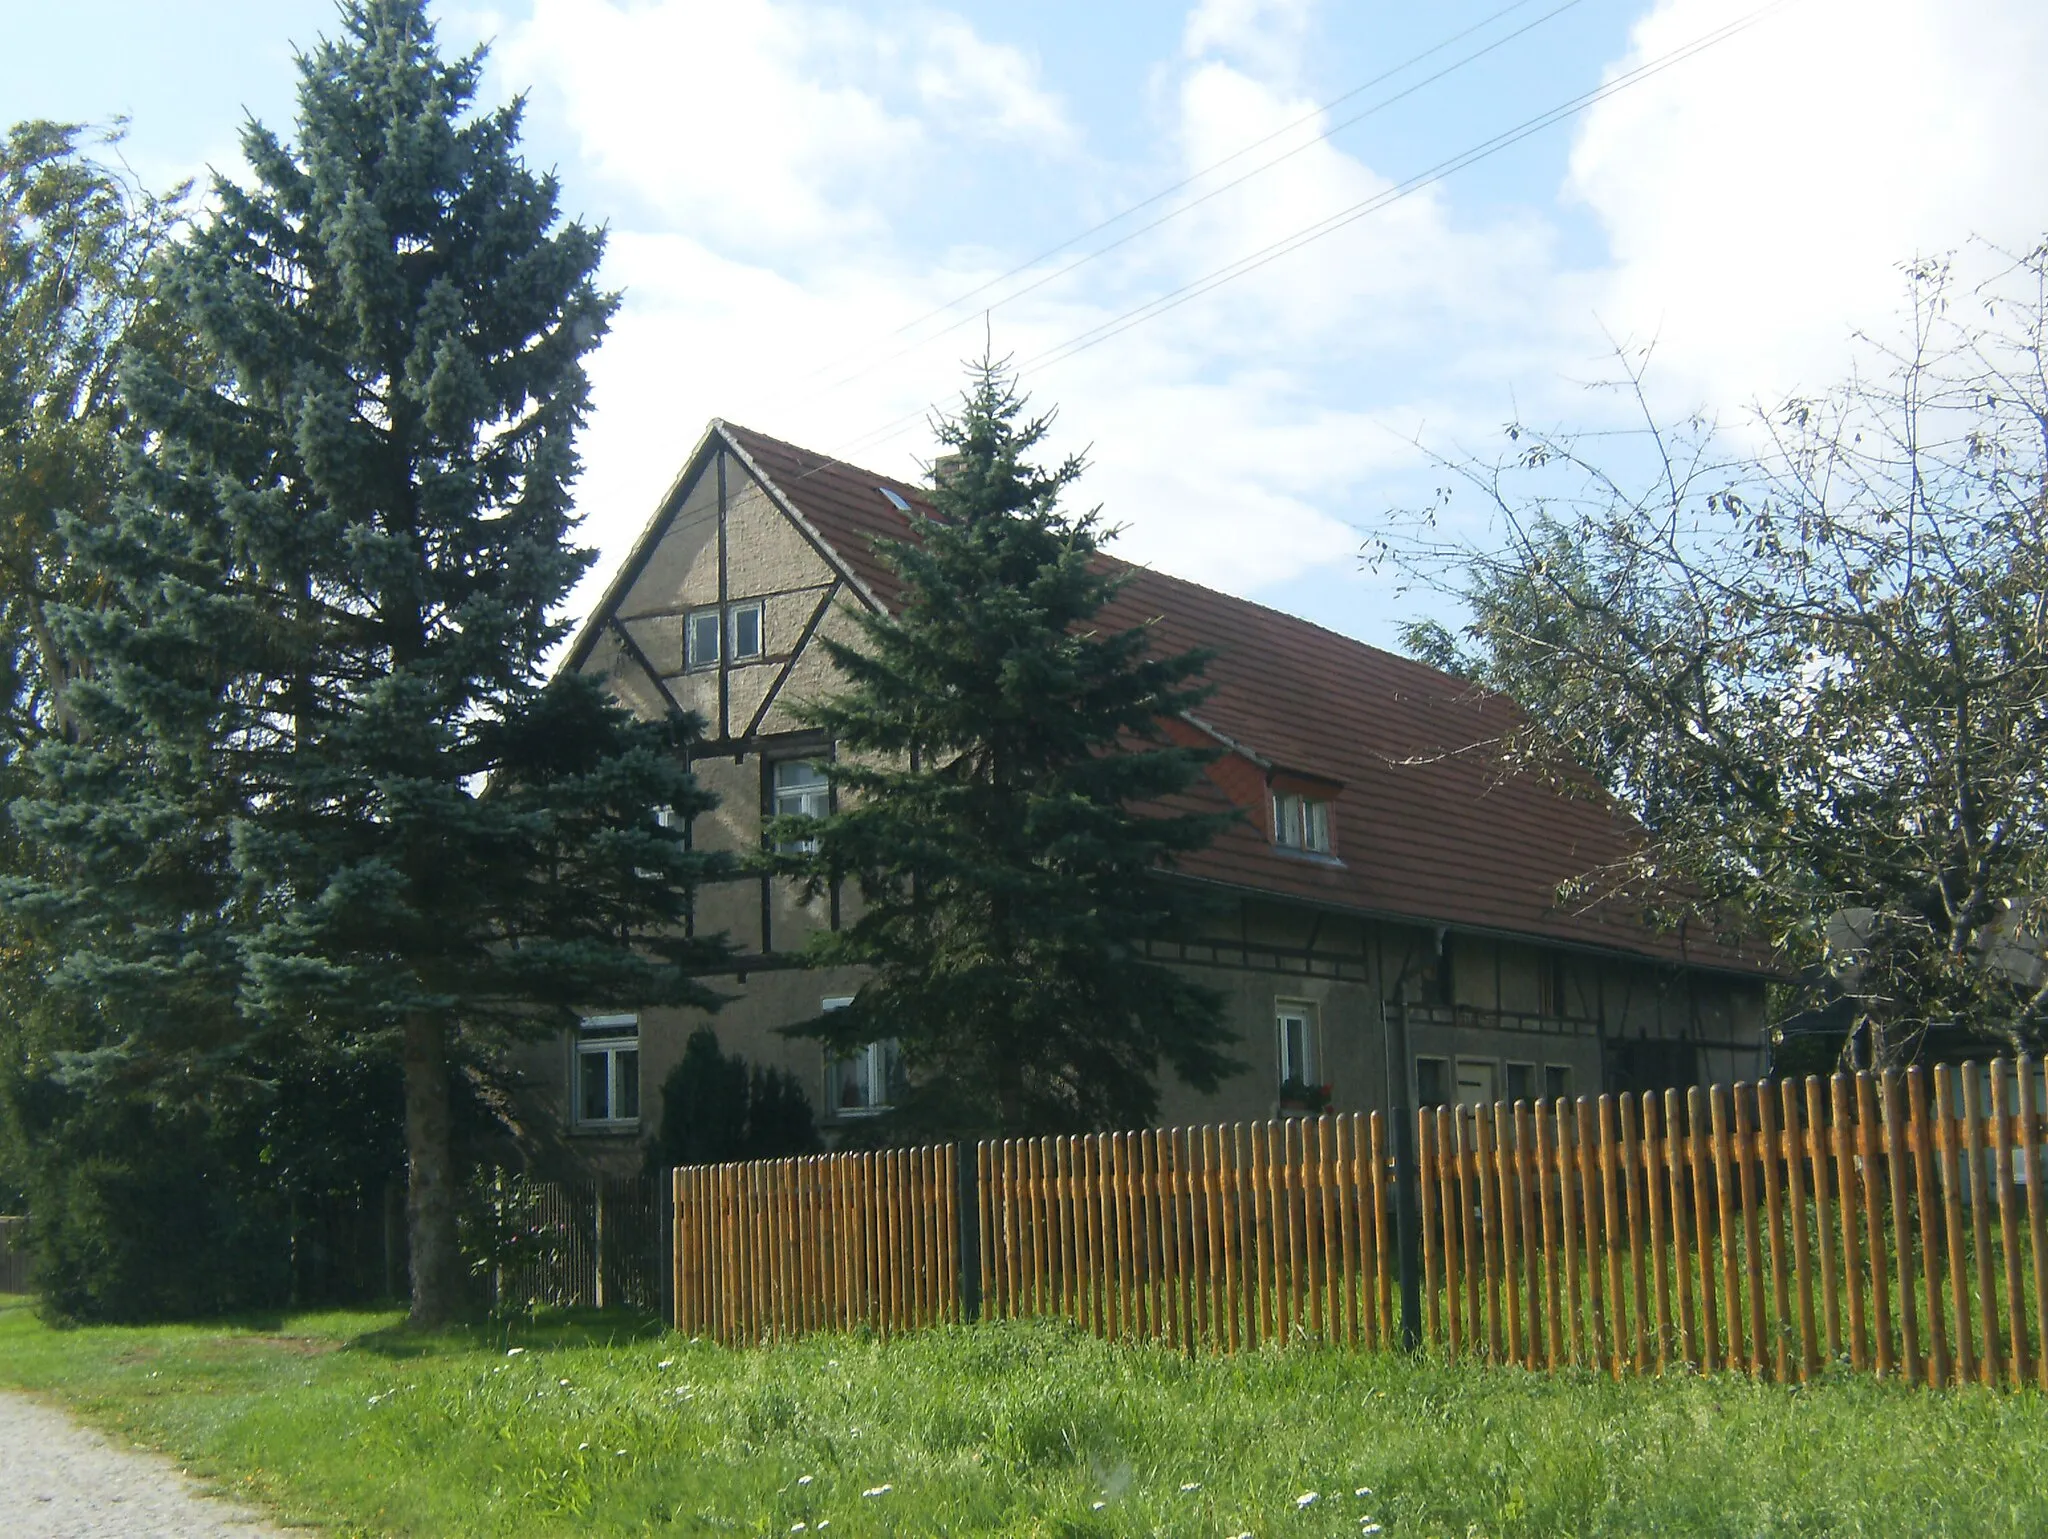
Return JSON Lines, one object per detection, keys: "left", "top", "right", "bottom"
{"left": 0, "top": 1389, "right": 296, "bottom": 1537}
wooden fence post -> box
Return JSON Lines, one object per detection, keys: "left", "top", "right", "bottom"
{"left": 956, "top": 1140, "right": 982, "bottom": 1323}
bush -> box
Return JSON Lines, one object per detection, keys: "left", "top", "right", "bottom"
{"left": 645, "top": 1028, "right": 821, "bottom": 1171}
{"left": 5, "top": 1041, "right": 408, "bottom": 1322}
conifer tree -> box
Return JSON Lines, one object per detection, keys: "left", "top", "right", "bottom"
{"left": 778, "top": 363, "right": 1240, "bottom": 1135}
{"left": 7, "top": 1, "right": 728, "bottom": 1323}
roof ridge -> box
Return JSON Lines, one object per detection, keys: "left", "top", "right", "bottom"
{"left": 723, "top": 422, "right": 1472, "bottom": 701}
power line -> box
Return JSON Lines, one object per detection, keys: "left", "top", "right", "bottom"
{"left": 769, "top": 0, "right": 1589, "bottom": 410}
{"left": 808, "top": 0, "right": 1795, "bottom": 472}
{"left": 1021, "top": 0, "right": 1794, "bottom": 375}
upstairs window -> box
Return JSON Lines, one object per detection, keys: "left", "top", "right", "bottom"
{"left": 729, "top": 601, "right": 764, "bottom": 661}
{"left": 575, "top": 1015, "right": 640, "bottom": 1130}
{"left": 1272, "top": 791, "right": 1332, "bottom": 853}
{"left": 686, "top": 607, "right": 720, "bottom": 670}
{"left": 771, "top": 759, "right": 829, "bottom": 852}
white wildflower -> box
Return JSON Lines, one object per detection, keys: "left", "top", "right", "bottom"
{"left": 577, "top": 1442, "right": 590, "bottom": 1451}
{"left": 1181, "top": 1482, "right": 1202, "bottom": 1493}
{"left": 1296, "top": 1491, "right": 1320, "bottom": 1509}
{"left": 862, "top": 1484, "right": 892, "bottom": 1498}
{"left": 791, "top": 1525, "right": 806, "bottom": 1533}
{"left": 1360, "top": 1524, "right": 1382, "bottom": 1535}
{"left": 505, "top": 1347, "right": 526, "bottom": 1357}
{"left": 559, "top": 1378, "right": 571, "bottom": 1387}
{"left": 657, "top": 1358, "right": 675, "bottom": 1369}
{"left": 1354, "top": 1488, "right": 1372, "bottom": 1499}
{"left": 797, "top": 1474, "right": 814, "bottom": 1486}
{"left": 1092, "top": 1501, "right": 1107, "bottom": 1511}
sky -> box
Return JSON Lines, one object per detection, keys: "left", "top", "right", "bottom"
{"left": 5, "top": 0, "right": 2046, "bottom": 651}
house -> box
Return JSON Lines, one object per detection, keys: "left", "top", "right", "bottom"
{"left": 517, "top": 421, "right": 1772, "bottom": 1166}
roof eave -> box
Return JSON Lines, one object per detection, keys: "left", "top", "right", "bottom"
{"left": 559, "top": 419, "right": 731, "bottom": 677}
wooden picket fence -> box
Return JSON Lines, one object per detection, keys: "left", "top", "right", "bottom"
{"left": 672, "top": 1146, "right": 963, "bottom": 1343}
{"left": 976, "top": 1118, "right": 1399, "bottom": 1352}
{"left": 1420, "top": 1060, "right": 2048, "bottom": 1387}
{"left": 673, "top": 1057, "right": 2048, "bottom": 1388}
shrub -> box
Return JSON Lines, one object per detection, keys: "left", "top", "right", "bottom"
{"left": 645, "top": 1028, "right": 820, "bottom": 1170}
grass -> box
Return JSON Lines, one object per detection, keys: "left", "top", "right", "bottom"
{"left": 1, "top": 1294, "right": 2044, "bottom": 1537}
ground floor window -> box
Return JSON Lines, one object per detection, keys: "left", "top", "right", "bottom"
{"left": 1420, "top": 1054, "right": 1576, "bottom": 1110}
{"left": 576, "top": 1015, "right": 640, "bottom": 1130}
{"left": 1416, "top": 1055, "right": 1448, "bottom": 1107}
{"left": 821, "top": 996, "right": 900, "bottom": 1117}
{"left": 1275, "top": 999, "right": 1319, "bottom": 1090}
{"left": 1506, "top": 1060, "right": 1537, "bottom": 1102}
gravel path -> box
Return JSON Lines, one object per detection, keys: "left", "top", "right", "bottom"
{"left": 0, "top": 1389, "right": 297, "bottom": 1537}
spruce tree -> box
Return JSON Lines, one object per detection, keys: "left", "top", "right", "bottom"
{"left": 779, "top": 363, "right": 1240, "bottom": 1135}
{"left": 8, "top": 1, "right": 728, "bottom": 1323}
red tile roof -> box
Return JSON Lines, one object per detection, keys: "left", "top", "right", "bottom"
{"left": 711, "top": 423, "right": 1765, "bottom": 977}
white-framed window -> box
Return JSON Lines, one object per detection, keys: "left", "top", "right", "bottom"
{"left": 772, "top": 759, "right": 830, "bottom": 852}
{"left": 575, "top": 1014, "right": 640, "bottom": 1130}
{"left": 821, "top": 996, "right": 899, "bottom": 1116}
{"left": 729, "top": 600, "right": 764, "bottom": 661}
{"left": 1276, "top": 999, "right": 1319, "bottom": 1089}
{"left": 685, "top": 607, "right": 720, "bottom": 670}
{"left": 1272, "top": 791, "right": 1332, "bottom": 853}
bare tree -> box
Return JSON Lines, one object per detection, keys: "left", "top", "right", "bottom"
{"left": 1384, "top": 244, "right": 2048, "bottom": 1065}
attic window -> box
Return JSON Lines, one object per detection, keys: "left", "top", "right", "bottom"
{"left": 729, "top": 601, "right": 763, "bottom": 661}
{"left": 1273, "top": 791, "right": 1332, "bottom": 854}
{"left": 878, "top": 487, "right": 913, "bottom": 513}
{"left": 686, "top": 607, "right": 719, "bottom": 669}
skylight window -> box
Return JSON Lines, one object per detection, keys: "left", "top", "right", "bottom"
{"left": 878, "top": 487, "right": 913, "bottom": 513}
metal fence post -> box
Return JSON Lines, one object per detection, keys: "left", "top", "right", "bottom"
{"left": 1385, "top": 997, "right": 1423, "bottom": 1349}
{"left": 956, "top": 1140, "right": 982, "bottom": 1323}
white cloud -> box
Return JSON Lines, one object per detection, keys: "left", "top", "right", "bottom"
{"left": 1567, "top": 0, "right": 2048, "bottom": 409}
{"left": 499, "top": 0, "right": 1070, "bottom": 254}
{"left": 910, "top": 15, "right": 1073, "bottom": 149}
{"left": 1183, "top": 0, "right": 1317, "bottom": 82}
{"left": 521, "top": 0, "right": 2048, "bottom": 648}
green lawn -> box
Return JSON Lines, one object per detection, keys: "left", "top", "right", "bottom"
{"left": 0, "top": 1294, "right": 2041, "bottom": 1537}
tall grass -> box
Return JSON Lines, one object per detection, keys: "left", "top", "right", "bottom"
{"left": 1, "top": 1296, "right": 2042, "bottom": 1537}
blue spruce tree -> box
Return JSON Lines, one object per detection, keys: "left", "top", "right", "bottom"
{"left": 8, "top": 1, "right": 727, "bottom": 1323}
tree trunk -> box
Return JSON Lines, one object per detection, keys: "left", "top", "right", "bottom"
{"left": 402, "top": 1012, "right": 462, "bottom": 1327}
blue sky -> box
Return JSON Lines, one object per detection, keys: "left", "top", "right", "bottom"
{"left": 6, "top": 0, "right": 2045, "bottom": 650}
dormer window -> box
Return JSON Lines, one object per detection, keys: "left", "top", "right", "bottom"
{"left": 1273, "top": 791, "right": 1332, "bottom": 854}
